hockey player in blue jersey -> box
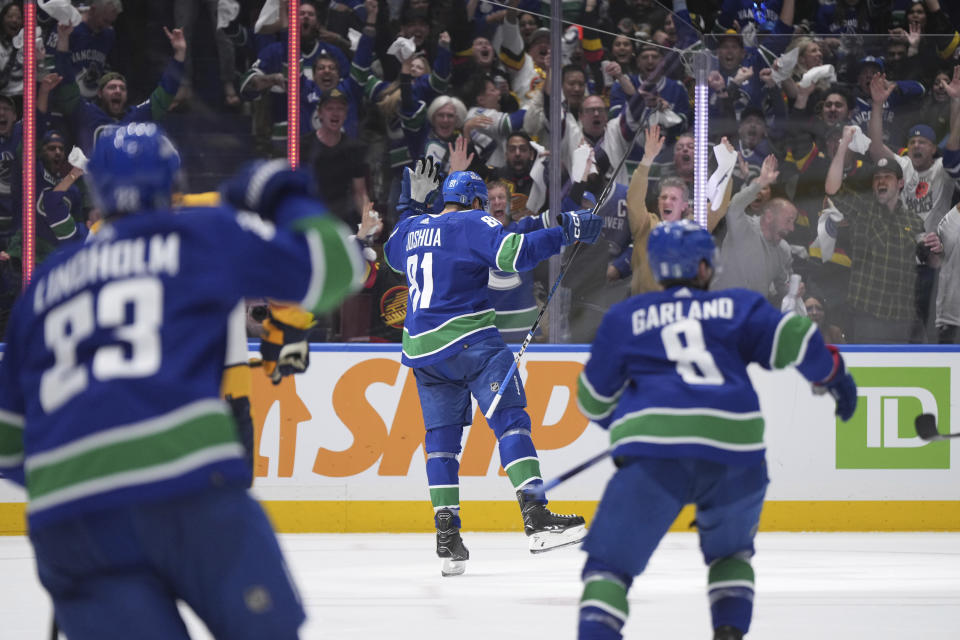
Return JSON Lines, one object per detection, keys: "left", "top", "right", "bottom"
{"left": 384, "top": 163, "right": 602, "bottom": 576}
{"left": 0, "top": 124, "right": 363, "bottom": 639}
{"left": 575, "top": 220, "right": 857, "bottom": 640}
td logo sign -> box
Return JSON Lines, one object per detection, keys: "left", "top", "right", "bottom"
{"left": 836, "top": 367, "right": 950, "bottom": 469}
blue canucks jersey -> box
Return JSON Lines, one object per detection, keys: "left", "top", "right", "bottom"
{"left": 488, "top": 213, "right": 549, "bottom": 342}
{"left": 384, "top": 209, "right": 564, "bottom": 367}
{"left": 0, "top": 206, "right": 362, "bottom": 530}
{"left": 68, "top": 21, "right": 117, "bottom": 98}
{"left": 577, "top": 286, "right": 835, "bottom": 465}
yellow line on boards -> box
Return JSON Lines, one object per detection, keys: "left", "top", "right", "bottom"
{"left": 1, "top": 501, "right": 958, "bottom": 535}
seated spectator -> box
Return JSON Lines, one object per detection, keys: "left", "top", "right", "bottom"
{"left": 804, "top": 293, "right": 847, "bottom": 343}
{"left": 826, "top": 126, "right": 941, "bottom": 343}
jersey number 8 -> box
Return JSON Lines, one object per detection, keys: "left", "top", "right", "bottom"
{"left": 661, "top": 319, "right": 724, "bottom": 385}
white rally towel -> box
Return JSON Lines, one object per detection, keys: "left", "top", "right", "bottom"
{"left": 647, "top": 108, "right": 683, "bottom": 129}
{"left": 707, "top": 142, "right": 738, "bottom": 212}
{"left": 797, "top": 64, "right": 836, "bottom": 88}
{"left": 780, "top": 273, "right": 808, "bottom": 316}
{"left": 68, "top": 146, "right": 88, "bottom": 172}
{"left": 771, "top": 47, "right": 799, "bottom": 85}
{"left": 810, "top": 200, "right": 844, "bottom": 262}
{"left": 387, "top": 36, "right": 416, "bottom": 63}
{"left": 848, "top": 127, "right": 872, "bottom": 155}
{"left": 217, "top": 0, "right": 240, "bottom": 30}
{"left": 254, "top": 0, "right": 280, "bottom": 33}
{"left": 571, "top": 142, "right": 594, "bottom": 184}
{"left": 525, "top": 141, "right": 549, "bottom": 215}
{"left": 38, "top": 0, "right": 82, "bottom": 27}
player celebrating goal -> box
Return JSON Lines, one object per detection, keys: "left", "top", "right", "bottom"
{"left": 0, "top": 125, "right": 364, "bottom": 639}
{"left": 575, "top": 220, "right": 857, "bottom": 640}
{"left": 384, "top": 161, "right": 602, "bottom": 576}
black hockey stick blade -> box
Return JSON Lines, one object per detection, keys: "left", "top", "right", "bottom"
{"left": 915, "top": 413, "right": 959, "bottom": 441}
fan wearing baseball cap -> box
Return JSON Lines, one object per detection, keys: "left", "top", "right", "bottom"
{"left": 865, "top": 67, "right": 960, "bottom": 234}
{"left": 825, "top": 124, "right": 941, "bottom": 344}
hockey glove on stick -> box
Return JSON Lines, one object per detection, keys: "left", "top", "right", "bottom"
{"left": 259, "top": 303, "right": 317, "bottom": 385}
{"left": 557, "top": 209, "right": 603, "bottom": 245}
{"left": 221, "top": 159, "right": 314, "bottom": 222}
{"left": 812, "top": 344, "right": 857, "bottom": 421}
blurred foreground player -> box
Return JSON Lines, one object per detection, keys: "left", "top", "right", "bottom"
{"left": 575, "top": 220, "right": 857, "bottom": 640}
{"left": 0, "top": 124, "right": 363, "bottom": 639}
{"left": 384, "top": 162, "right": 600, "bottom": 576}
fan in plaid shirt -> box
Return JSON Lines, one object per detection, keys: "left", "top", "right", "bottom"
{"left": 825, "top": 126, "right": 943, "bottom": 343}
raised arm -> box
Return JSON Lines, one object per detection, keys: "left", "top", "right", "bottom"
{"left": 826, "top": 125, "right": 855, "bottom": 196}
{"left": 943, "top": 66, "right": 960, "bottom": 151}
{"left": 867, "top": 73, "right": 897, "bottom": 163}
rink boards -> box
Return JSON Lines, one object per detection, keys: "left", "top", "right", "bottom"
{"left": 1, "top": 344, "right": 959, "bottom": 534}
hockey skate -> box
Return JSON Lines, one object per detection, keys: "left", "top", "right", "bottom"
{"left": 713, "top": 625, "right": 743, "bottom": 640}
{"left": 517, "top": 490, "right": 587, "bottom": 554}
{"left": 435, "top": 509, "right": 469, "bottom": 576}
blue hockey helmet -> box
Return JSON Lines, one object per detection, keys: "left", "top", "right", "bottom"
{"left": 87, "top": 123, "right": 181, "bottom": 217}
{"left": 647, "top": 219, "right": 716, "bottom": 282}
{"left": 442, "top": 170, "right": 488, "bottom": 210}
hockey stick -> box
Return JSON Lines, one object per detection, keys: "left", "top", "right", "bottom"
{"left": 529, "top": 448, "right": 613, "bottom": 499}
{"left": 484, "top": 121, "right": 647, "bottom": 419}
{"left": 915, "top": 413, "right": 960, "bottom": 441}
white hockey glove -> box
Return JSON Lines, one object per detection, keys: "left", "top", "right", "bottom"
{"left": 409, "top": 156, "right": 443, "bottom": 203}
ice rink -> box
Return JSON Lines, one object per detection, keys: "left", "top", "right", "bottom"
{"left": 2, "top": 531, "right": 958, "bottom": 639}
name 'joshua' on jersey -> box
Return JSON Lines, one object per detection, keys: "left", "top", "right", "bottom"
{"left": 405, "top": 227, "right": 443, "bottom": 250}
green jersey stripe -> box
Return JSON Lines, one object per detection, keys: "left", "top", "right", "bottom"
{"left": 26, "top": 399, "right": 226, "bottom": 469}
{"left": 0, "top": 408, "right": 24, "bottom": 427}
{"left": 402, "top": 310, "right": 496, "bottom": 359}
{"left": 28, "top": 412, "right": 239, "bottom": 497}
{"left": 504, "top": 456, "right": 541, "bottom": 488}
{"left": 577, "top": 372, "right": 627, "bottom": 420}
{"left": 580, "top": 578, "right": 629, "bottom": 619}
{"left": 429, "top": 485, "right": 460, "bottom": 508}
{"left": 0, "top": 423, "right": 24, "bottom": 460}
{"left": 296, "top": 219, "right": 364, "bottom": 313}
{"left": 494, "top": 306, "right": 538, "bottom": 330}
{"left": 770, "top": 313, "right": 816, "bottom": 369}
{"left": 28, "top": 442, "right": 245, "bottom": 514}
{"left": 610, "top": 412, "right": 765, "bottom": 448}
{"left": 495, "top": 233, "right": 524, "bottom": 272}
{"left": 709, "top": 556, "right": 754, "bottom": 584}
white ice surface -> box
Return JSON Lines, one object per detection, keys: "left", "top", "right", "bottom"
{"left": 2, "top": 532, "right": 958, "bottom": 639}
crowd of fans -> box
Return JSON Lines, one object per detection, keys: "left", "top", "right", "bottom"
{"left": 0, "top": 0, "right": 959, "bottom": 346}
